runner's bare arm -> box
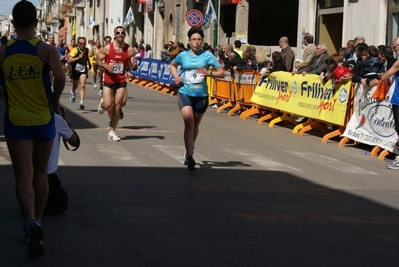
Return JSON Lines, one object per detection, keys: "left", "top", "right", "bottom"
{"left": 127, "top": 47, "right": 138, "bottom": 71}
{"left": 380, "top": 59, "right": 399, "bottom": 81}
{"left": 96, "top": 45, "right": 113, "bottom": 72}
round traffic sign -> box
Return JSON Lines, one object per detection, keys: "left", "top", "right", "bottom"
{"left": 186, "top": 9, "right": 204, "bottom": 28}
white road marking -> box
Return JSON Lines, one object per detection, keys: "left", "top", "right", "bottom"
{"left": 0, "top": 141, "right": 11, "bottom": 165}
{"left": 288, "top": 151, "right": 379, "bottom": 175}
{"left": 153, "top": 145, "right": 220, "bottom": 168}
{"left": 94, "top": 144, "right": 146, "bottom": 166}
{"left": 224, "top": 148, "right": 303, "bottom": 172}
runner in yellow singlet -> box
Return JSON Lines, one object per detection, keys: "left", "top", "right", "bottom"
{"left": 0, "top": 0, "right": 65, "bottom": 258}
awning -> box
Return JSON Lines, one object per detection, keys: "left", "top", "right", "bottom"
{"left": 221, "top": 0, "right": 242, "bottom": 6}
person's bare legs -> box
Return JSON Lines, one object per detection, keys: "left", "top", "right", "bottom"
{"left": 101, "top": 85, "right": 115, "bottom": 121}
{"left": 92, "top": 67, "right": 97, "bottom": 87}
{"left": 6, "top": 139, "right": 53, "bottom": 221}
{"left": 32, "top": 141, "right": 53, "bottom": 221}
{"left": 72, "top": 78, "right": 78, "bottom": 98}
{"left": 79, "top": 74, "right": 87, "bottom": 107}
{"left": 109, "top": 87, "right": 126, "bottom": 132}
{"left": 180, "top": 106, "right": 204, "bottom": 156}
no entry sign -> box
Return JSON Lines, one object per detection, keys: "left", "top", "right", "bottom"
{"left": 186, "top": 9, "right": 204, "bottom": 28}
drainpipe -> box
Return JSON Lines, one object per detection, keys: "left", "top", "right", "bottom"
{"left": 131, "top": 0, "right": 136, "bottom": 44}
{"left": 153, "top": 0, "right": 157, "bottom": 56}
{"left": 213, "top": 0, "right": 219, "bottom": 48}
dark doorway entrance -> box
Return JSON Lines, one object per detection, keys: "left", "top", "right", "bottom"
{"left": 247, "top": 0, "right": 299, "bottom": 46}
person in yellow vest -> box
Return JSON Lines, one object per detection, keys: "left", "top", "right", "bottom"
{"left": 90, "top": 39, "right": 102, "bottom": 89}
{"left": 0, "top": 0, "right": 65, "bottom": 258}
{"left": 87, "top": 39, "right": 95, "bottom": 73}
{"left": 234, "top": 40, "right": 243, "bottom": 58}
{"left": 68, "top": 37, "right": 91, "bottom": 110}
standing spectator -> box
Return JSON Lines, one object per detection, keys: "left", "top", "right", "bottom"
{"left": 279, "top": 36, "right": 295, "bottom": 72}
{"left": 138, "top": 44, "right": 145, "bottom": 58}
{"left": 338, "top": 47, "right": 355, "bottom": 69}
{"left": 234, "top": 39, "right": 243, "bottom": 58}
{"left": 380, "top": 36, "right": 399, "bottom": 169}
{"left": 96, "top": 26, "right": 137, "bottom": 141}
{"left": 320, "top": 57, "right": 352, "bottom": 84}
{"left": 255, "top": 47, "right": 268, "bottom": 73}
{"left": 378, "top": 45, "right": 396, "bottom": 72}
{"left": 221, "top": 44, "right": 240, "bottom": 67}
{"left": 244, "top": 45, "right": 258, "bottom": 69}
{"left": 351, "top": 43, "right": 382, "bottom": 86}
{"left": 145, "top": 44, "right": 153, "bottom": 58}
{"left": 178, "top": 42, "right": 188, "bottom": 52}
{"left": 140, "top": 38, "right": 145, "bottom": 47}
{"left": 350, "top": 36, "right": 366, "bottom": 62}
{"left": 161, "top": 40, "right": 181, "bottom": 61}
{"left": 68, "top": 37, "right": 91, "bottom": 110}
{"left": 203, "top": 43, "right": 213, "bottom": 53}
{"left": 214, "top": 45, "right": 224, "bottom": 66}
{"left": 170, "top": 27, "right": 225, "bottom": 171}
{"left": 295, "top": 33, "right": 317, "bottom": 71}
{"left": 235, "top": 50, "right": 256, "bottom": 71}
{"left": 46, "top": 109, "right": 79, "bottom": 214}
{"left": 296, "top": 43, "right": 330, "bottom": 75}
{"left": 228, "top": 51, "right": 245, "bottom": 71}
{"left": 161, "top": 43, "right": 170, "bottom": 62}
{"left": 0, "top": 0, "right": 65, "bottom": 257}
{"left": 265, "top": 51, "right": 287, "bottom": 75}
{"left": 46, "top": 34, "right": 56, "bottom": 47}
{"left": 346, "top": 39, "right": 355, "bottom": 61}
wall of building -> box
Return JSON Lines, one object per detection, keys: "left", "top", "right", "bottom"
{"left": 343, "top": 0, "right": 388, "bottom": 46}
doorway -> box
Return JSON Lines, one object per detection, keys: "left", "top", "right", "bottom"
{"left": 316, "top": 0, "right": 344, "bottom": 55}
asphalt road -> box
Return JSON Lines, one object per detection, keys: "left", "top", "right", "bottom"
{"left": 0, "top": 76, "right": 398, "bottom": 266}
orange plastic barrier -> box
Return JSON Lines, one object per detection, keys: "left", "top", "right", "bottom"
{"left": 211, "top": 70, "right": 236, "bottom": 113}
{"left": 227, "top": 70, "right": 258, "bottom": 116}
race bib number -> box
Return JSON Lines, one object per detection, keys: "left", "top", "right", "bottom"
{"left": 185, "top": 69, "right": 204, "bottom": 84}
{"left": 60, "top": 55, "right": 65, "bottom": 61}
{"left": 75, "top": 63, "right": 86, "bottom": 73}
{"left": 111, "top": 63, "right": 124, "bottom": 74}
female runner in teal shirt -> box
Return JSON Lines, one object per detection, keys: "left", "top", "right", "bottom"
{"left": 170, "top": 27, "right": 225, "bottom": 171}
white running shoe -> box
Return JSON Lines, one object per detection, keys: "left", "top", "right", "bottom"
{"left": 93, "top": 84, "right": 97, "bottom": 89}
{"left": 108, "top": 131, "right": 121, "bottom": 141}
{"left": 99, "top": 89, "right": 103, "bottom": 97}
{"left": 70, "top": 90, "right": 75, "bottom": 103}
{"left": 79, "top": 101, "right": 85, "bottom": 110}
{"left": 98, "top": 98, "right": 104, "bottom": 114}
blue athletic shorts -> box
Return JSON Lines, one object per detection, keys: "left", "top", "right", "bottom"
{"left": 178, "top": 93, "right": 209, "bottom": 114}
{"left": 4, "top": 123, "right": 56, "bottom": 143}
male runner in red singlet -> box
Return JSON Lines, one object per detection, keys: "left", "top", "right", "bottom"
{"left": 95, "top": 26, "right": 137, "bottom": 141}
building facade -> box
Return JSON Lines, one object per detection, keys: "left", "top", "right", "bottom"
{"left": 3, "top": 0, "right": 399, "bottom": 61}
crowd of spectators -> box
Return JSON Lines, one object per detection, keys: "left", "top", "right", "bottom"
{"left": 128, "top": 33, "right": 397, "bottom": 89}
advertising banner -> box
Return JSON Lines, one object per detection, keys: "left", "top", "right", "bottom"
{"left": 130, "top": 58, "right": 182, "bottom": 85}
{"left": 342, "top": 82, "right": 397, "bottom": 151}
{"left": 250, "top": 72, "right": 350, "bottom": 125}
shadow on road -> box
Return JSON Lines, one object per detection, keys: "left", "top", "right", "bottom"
{"left": 0, "top": 164, "right": 398, "bottom": 266}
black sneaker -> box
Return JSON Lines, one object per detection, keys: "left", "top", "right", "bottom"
{"left": 120, "top": 110, "right": 124, "bottom": 120}
{"left": 26, "top": 220, "right": 45, "bottom": 258}
{"left": 184, "top": 155, "right": 196, "bottom": 171}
